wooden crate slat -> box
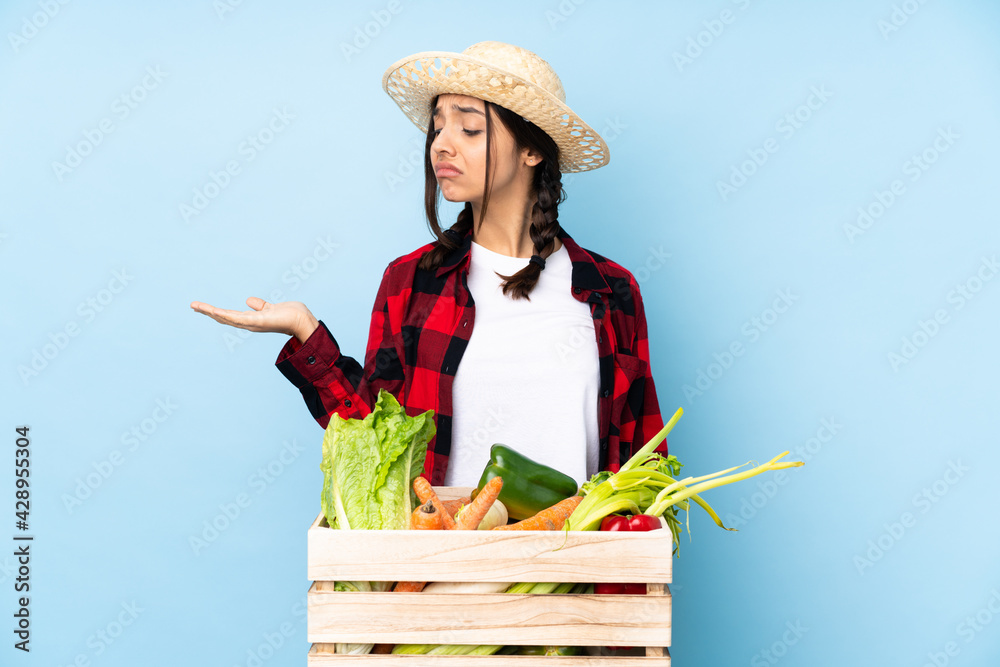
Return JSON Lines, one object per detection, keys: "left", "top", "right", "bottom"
{"left": 308, "top": 644, "right": 670, "bottom": 665}
{"left": 434, "top": 485, "right": 476, "bottom": 501}
{"left": 307, "top": 514, "right": 672, "bottom": 583}
{"left": 307, "top": 588, "right": 670, "bottom": 646}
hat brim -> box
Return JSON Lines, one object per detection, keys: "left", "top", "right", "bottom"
{"left": 382, "top": 50, "right": 609, "bottom": 173}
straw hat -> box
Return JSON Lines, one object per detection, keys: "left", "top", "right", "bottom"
{"left": 381, "top": 41, "right": 609, "bottom": 173}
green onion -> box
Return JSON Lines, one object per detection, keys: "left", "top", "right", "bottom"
{"left": 393, "top": 581, "right": 588, "bottom": 655}
{"left": 563, "top": 407, "right": 805, "bottom": 552}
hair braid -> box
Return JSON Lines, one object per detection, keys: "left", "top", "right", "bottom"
{"left": 416, "top": 202, "right": 473, "bottom": 272}
{"left": 497, "top": 157, "right": 564, "bottom": 300}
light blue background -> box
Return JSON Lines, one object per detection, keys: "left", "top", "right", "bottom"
{"left": 2, "top": 1, "right": 999, "bottom": 665}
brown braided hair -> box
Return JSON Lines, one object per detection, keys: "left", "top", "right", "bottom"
{"left": 415, "top": 94, "right": 566, "bottom": 301}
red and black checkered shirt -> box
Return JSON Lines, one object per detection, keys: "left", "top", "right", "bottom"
{"left": 275, "top": 224, "right": 666, "bottom": 485}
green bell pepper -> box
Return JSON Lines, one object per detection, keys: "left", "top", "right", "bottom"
{"left": 472, "top": 444, "right": 580, "bottom": 521}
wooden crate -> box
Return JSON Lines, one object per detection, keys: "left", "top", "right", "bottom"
{"left": 307, "top": 486, "right": 672, "bottom": 665}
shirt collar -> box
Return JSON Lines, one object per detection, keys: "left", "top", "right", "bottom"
{"left": 434, "top": 224, "right": 613, "bottom": 294}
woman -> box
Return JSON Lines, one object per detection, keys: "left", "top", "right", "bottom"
{"left": 191, "top": 41, "right": 667, "bottom": 487}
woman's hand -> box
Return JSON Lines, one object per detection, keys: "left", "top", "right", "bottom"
{"left": 190, "top": 297, "right": 319, "bottom": 344}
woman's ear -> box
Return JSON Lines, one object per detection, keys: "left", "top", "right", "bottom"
{"left": 521, "top": 146, "right": 542, "bottom": 168}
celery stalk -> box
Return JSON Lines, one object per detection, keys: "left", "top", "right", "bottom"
{"left": 618, "top": 407, "right": 684, "bottom": 473}
{"left": 407, "top": 582, "right": 585, "bottom": 656}
{"left": 564, "top": 405, "right": 805, "bottom": 554}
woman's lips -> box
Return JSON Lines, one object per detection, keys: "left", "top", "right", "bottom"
{"left": 436, "top": 164, "right": 462, "bottom": 178}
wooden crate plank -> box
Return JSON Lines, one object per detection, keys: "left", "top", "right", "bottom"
{"left": 309, "top": 643, "right": 670, "bottom": 665}
{"left": 307, "top": 514, "right": 672, "bottom": 583}
{"left": 307, "top": 590, "right": 670, "bottom": 647}
{"left": 434, "top": 486, "right": 476, "bottom": 501}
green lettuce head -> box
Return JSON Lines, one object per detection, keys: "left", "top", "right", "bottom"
{"left": 320, "top": 389, "right": 434, "bottom": 530}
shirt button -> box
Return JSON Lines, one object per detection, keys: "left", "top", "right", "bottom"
{"left": 573, "top": 287, "right": 582, "bottom": 294}
{"left": 602, "top": 389, "right": 610, "bottom": 398}
{"left": 462, "top": 320, "right": 468, "bottom": 328}
{"left": 600, "top": 438, "right": 608, "bottom": 450}
{"left": 598, "top": 335, "right": 602, "bottom": 343}
{"left": 307, "top": 355, "right": 316, "bottom": 365}
{"left": 444, "top": 365, "right": 450, "bottom": 373}
{"left": 344, "top": 399, "right": 352, "bottom": 408}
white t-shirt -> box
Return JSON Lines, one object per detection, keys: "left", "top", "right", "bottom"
{"left": 445, "top": 240, "right": 601, "bottom": 489}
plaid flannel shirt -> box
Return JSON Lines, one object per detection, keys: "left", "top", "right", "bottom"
{"left": 275, "top": 224, "right": 666, "bottom": 485}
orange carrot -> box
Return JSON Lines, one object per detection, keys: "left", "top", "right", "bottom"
{"left": 412, "top": 476, "right": 457, "bottom": 529}
{"left": 371, "top": 644, "right": 394, "bottom": 654}
{"left": 394, "top": 501, "right": 442, "bottom": 594}
{"left": 493, "top": 495, "right": 583, "bottom": 531}
{"left": 411, "top": 500, "right": 444, "bottom": 530}
{"left": 442, "top": 497, "right": 471, "bottom": 518}
{"left": 455, "top": 476, "right": 503, "bottom": 530}
{"left": 393, "top": 581, "right": 426, "bottom": 593}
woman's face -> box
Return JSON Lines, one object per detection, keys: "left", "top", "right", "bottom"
{"left": 430, "top": 93, "right": 525, "bottom": 204}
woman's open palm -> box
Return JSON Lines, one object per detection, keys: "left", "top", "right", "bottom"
{"left": 190, "top": 297, "right": 318, "bottom": 342}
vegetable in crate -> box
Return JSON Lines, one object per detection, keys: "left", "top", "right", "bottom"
{"left": 594, "top": 514, "right": 663, "bottom": 651}
{"left": 492, "top": 494, "right": 582, "bottom": 531}
{"left": 566, "top": 407, "right": 805, "bottom": 554}
{"left": 391, "top": 582, "right": 591, "bottom": 656}
{"left": 320, "top": 388, "right": 435, "bottom": 530}
{"left": 472, "top": 444, "right": 579, "bottom": 520}
{"left": 595, "top": 514, "right": 662, "bottom": 594}
{"left": 517, "top": 645, "right": 584, "bottom": 656}
{"left": 454, "top": 476, "right": 504, "bottom": 530}
{"left": 318, "top": 388, "right": 434, "bottom": 656}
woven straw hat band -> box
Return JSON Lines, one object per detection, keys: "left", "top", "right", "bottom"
{"left": 382, "top": 41, "right": 609, "bottom": 173}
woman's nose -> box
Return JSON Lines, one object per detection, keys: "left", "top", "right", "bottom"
{"left": 431, "top": 127, "right": 454, "bottom": 156}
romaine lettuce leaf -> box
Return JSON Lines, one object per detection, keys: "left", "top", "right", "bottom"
{"left": 320, "top": 389, "right": 434, "bottom": 531}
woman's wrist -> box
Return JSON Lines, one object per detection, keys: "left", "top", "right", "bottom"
{"left": 294, "top": 315, "right": 320, "bottom": 344}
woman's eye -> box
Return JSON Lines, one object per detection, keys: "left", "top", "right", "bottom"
{"left": 431, "top": 128, "right": 481, "bottom": 137}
